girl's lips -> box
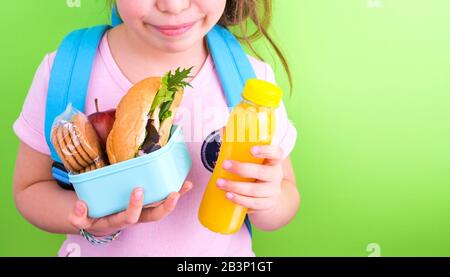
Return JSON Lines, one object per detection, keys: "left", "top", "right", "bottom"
{"left": 151, "top": 21, "right": 197, "bottom": 37}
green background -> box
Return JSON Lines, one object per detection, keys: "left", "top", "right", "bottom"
{"left": 1, "top": 0, "right": 449, "bottom": 256}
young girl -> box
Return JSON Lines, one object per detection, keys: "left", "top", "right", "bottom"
{"left": 12, "top": 0, "right": 299, "bottom": 257}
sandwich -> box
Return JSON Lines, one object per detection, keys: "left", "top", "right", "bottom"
{"left": 106, "top": 67, "right": 192, "bottom": 164}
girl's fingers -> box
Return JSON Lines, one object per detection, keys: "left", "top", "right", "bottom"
{"left": 251, "top": 145, "right": 284, "bottom": 165}
{"left": 68, "top": 200, "right": 94, "bottom": 230}
{"left": 70, "top": 186, "right": 185, "bottom": 234}
{"left": 225, "top": 192, "right": 274, "bottom": 211}
{"left": 104, "top": 188, "right": 145, "bottom": 229}
{"left": 179, "top": 181, "right": 193, "bottom": 195}
{"left": 216, "top": 179, "right": 277, "bottom": 198}
{"left": 222, "top": 160, "right": 277, "bottom": 182}
{"left": 139, "top": 192, "right": 180, "bottom": 222}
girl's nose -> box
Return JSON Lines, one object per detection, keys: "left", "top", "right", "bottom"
{"left": 156, "top": 0, "right": 190, "bottom": 15}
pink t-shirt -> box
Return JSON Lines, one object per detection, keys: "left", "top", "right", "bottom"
{"left": 13, "top": 34, "right": 297, "bottom": 257}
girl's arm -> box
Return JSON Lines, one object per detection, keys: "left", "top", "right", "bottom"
{"left": 13, "top": 142, "right": 81, "bottom": 234}
{"left": 13, "top": 142, "right": 192, "bottom": 236}
{"left": 217, "top": 146, "right": 300, "bottom": 231}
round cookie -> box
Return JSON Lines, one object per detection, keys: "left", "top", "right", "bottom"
{"left": 67, "top": 123, "right": 94, "bottom": 166}
{"left": 62, "top": 125, "right": 89, "bottom": 168}
{"left": 51, "top": 126, "right": 76, "bottom": 173}
{"left": 56, "top": 125, "right": 84, "bottom": 172}
{"left": 72, "top": 114, "right": 103, "bottom": 161}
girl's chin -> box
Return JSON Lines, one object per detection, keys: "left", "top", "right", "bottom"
{"left": 137, "top": 39, "right": 193, "bottom": 53}
{"left": 157, "top": 41, "right": 198, "bottom": 53}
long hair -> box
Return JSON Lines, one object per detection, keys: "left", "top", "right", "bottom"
{"left": 218, "top": 0, "right": 292, "bottom": 93}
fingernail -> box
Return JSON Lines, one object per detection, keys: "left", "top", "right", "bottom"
{"left": 216, "top": 179, "right": 226, "bottom": 188}
{"left": 187, "top": 182, "right": 193, "bottom": 190}
{"left": 251, "top": 146, "right": 260, "bottom": 155}
{"left": 226, "top": 192, "right": 234, "bottom": 200}
{"left": 134, "top": 189, "right": 144, "bottom": 200}
{"left": 75, "top": 203, "right": 84, "bottom": 216}
{"left": 222, "top": 160, "right": 232, "bottom": 170}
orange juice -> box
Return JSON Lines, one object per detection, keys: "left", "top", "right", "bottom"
{"left": 198, "top": 79, "right": 283, "bottom": 234}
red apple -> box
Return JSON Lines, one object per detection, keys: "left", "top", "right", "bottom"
{"left": 88, "top": 98, "right": 116, "bottom": 149}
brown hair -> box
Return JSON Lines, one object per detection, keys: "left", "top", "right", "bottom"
{"left": 218, "top": 0, "right": 293, "bottom": 93}
{"left": 108, "top": 0, "right": 292, "bottom": 93}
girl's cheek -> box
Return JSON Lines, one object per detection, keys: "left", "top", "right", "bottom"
{"left": 116, "top": 0, "right": 151, "bottom": 22}
{"left": 194, "top": 0, "right": 226, "bottom": 31}
{"left": 197, "top": 0, "right": 226, "bottom": 20}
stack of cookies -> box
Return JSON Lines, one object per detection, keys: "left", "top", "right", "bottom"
{"left": 51, "top": 113, "right": 107, "bottom": 174}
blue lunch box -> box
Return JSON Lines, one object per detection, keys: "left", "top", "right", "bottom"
{"left": 69, "top": 125, "right": 192, "bottom": 218}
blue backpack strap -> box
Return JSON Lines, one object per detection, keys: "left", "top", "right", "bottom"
{"left": 67, "top": 25, "right": 111, "bottom": 112}
{"left": 206, "top": 25, "right": 257, "bottom": 237}
{"left": 44, "top": 25, "right": 111, "bottom": 185}
{"left": 45, "top": 28, "right": 86, "bottom": 163}
{"left": 111, "top": 5, "right": 122, "bottom": 27}
{"left": 206, "top": 25, "right": 257, "bottom": 108}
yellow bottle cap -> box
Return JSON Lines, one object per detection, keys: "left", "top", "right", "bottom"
{"left": 242, "top": 79, "right": 283, "bottom": 108}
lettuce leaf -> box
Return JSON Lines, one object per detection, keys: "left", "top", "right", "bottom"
{"left": 150, "top": 67, "right": 193, "bottom": 124}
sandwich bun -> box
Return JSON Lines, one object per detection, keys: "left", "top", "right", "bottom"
{"left": 106, "top": 77, "right": 160, "bottom": 164}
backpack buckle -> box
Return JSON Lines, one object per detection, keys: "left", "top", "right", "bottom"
{"left": 52, "top": 162, "right": 74, "bottom": 191}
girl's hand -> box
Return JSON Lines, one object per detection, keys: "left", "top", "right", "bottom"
{"left": 217, "top": 145, "right": 284, "bottom": 213}
{"left": 68, "top": 181, "right": 193, "bottom": 237}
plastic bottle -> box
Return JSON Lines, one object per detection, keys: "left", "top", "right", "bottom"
{"left": 198, "top": 79, "right": 283, "bottom": 234}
